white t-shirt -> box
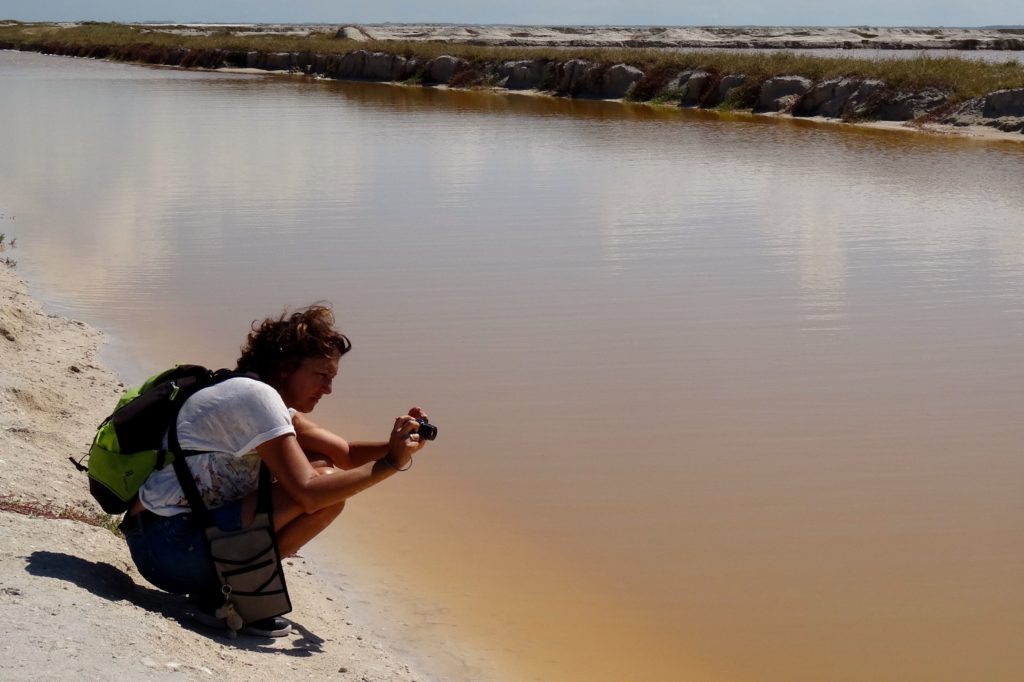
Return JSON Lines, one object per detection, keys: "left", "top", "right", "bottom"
{"left": 138, "top": 377, "right": 296, "bottom": 516}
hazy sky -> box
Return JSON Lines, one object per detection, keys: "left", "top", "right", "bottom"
{"left": 0, "top": 1, "right": 1020, "bottom": 28}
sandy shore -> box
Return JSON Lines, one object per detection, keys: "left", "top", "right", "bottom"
{"left": 0, "top": 264, "right": 425, "bottom": 681}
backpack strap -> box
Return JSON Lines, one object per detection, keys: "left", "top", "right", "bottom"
{"left": 256, "top": 461, "right": 272, "bottom": 515}
{"left": 170, "top": 435, "right": 273, "bottom": 528}
{"left": 169, "top": 420, "right": 214, "bottom": 528}
{"left": 167, "top": 369, "right": 270, "bottom": 529}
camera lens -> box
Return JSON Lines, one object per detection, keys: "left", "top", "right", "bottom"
{"left": 417, "top": 418, "right": 438, "bottom": 441}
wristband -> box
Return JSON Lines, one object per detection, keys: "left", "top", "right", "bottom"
{"left": 382, "top": 455, "right": 412, "bottom": 472}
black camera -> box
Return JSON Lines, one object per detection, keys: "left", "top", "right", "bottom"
{"left": 416, "top": 417, "right": 438, "bottom": 441}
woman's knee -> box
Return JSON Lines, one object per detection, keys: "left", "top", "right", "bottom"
{"left": 305, "top": 501, "right": 344, "bottom": 534}
{"left": 307, "top": 453, "right": 334, "bottom": 469}
{"left": 314, "top": 500, "right": 345, "bottom": 526}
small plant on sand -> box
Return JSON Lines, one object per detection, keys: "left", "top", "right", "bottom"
{"left": 0, "top": 494, "right": 123, "bottom": 536}
{"left": 717, "top": 81, "right": 761, "bottom": 112}
{"left": 628, "top": 64, "right": 684, "bottom": 102}
{"left": 2, "top": 257, "right": 16, "bottom": 268}
{"left": 649, "top": 87, "right": 684, "bottom": 105}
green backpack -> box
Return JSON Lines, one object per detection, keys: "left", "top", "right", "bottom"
{"left": 72, "top": 365, "right": 249, "bottom": 514}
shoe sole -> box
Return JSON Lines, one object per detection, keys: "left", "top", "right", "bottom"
{"left": 240, "top": 622, "right": 292, "bottom": 638}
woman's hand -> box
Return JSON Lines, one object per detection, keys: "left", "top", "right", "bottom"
{"left": 386, "top": 407, "right": 430, "bottom": 468}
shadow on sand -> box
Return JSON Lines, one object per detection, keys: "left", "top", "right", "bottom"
{"left": 25, "top": 550, "right": 324, "bottom": 655}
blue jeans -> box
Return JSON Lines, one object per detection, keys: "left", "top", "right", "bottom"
{"left": 123, "top": 502, "right": 243, "bottom": 608}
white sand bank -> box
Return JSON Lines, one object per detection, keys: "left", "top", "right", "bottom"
{"left": 149, "top": 23, "right": 1024, "bottom": 51}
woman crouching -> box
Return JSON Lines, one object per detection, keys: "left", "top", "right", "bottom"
{"left": 122, "top": 304, "right": 429, "bottom": 637}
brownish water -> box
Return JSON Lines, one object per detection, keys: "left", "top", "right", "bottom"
{"left": 3, "top": 50, "right": 1023, "bottom": 682}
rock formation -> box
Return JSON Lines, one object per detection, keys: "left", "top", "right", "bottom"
{"left": 3, "top": 39, "right": 1021, "bottom": 135}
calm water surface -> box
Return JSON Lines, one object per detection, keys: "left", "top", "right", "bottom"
{"left": 2, "top": 50, "right": 1023, "bottom": 682}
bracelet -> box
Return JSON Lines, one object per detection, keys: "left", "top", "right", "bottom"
{"left": 382, "top": 455, "right": 412, "bottom": 472}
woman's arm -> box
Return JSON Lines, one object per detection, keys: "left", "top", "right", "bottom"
{"left": 292, "top": 408, "right": 429, "bottom": 470}
{"left": 261, "top": 414, "right": 425, "bottom": 513}
{"left": 291, "top": 412, "right": 355, "bottom": 468}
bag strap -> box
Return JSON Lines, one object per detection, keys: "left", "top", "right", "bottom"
{"left": 172, "top": 450, "right": 273, "bottom": 528}
{"left": 255, "top": 461, "right": 272, "bottom": 515}
{"left": 167, "top": 368, "right": 272, "bottom": 528}
{"left": 166, "top": 369, "right": 248, "bottom": 528}
{"left": 170, "top": 421, "right": 214, "bottom": 528}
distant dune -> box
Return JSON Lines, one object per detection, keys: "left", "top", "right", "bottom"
{"left": 144, "top": 24, "right": 1024, "bottom": 51}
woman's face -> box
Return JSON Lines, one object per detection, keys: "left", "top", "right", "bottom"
{"left": 278, "top": 352, "right": 339, "bottom": 412}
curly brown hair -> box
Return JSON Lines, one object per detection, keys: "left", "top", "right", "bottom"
{"left": 236, "top": 303, "right": 352, "bottom": 387}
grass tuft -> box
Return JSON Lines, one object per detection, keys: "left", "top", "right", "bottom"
{"left": 0, "top": 494, "right": 123, "bottom": 536}
{"left": 718, "top": 80, "right": 762, "bottom": 111}
{"left": 0, "top": 233, "right": 16, "bottom": 261}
